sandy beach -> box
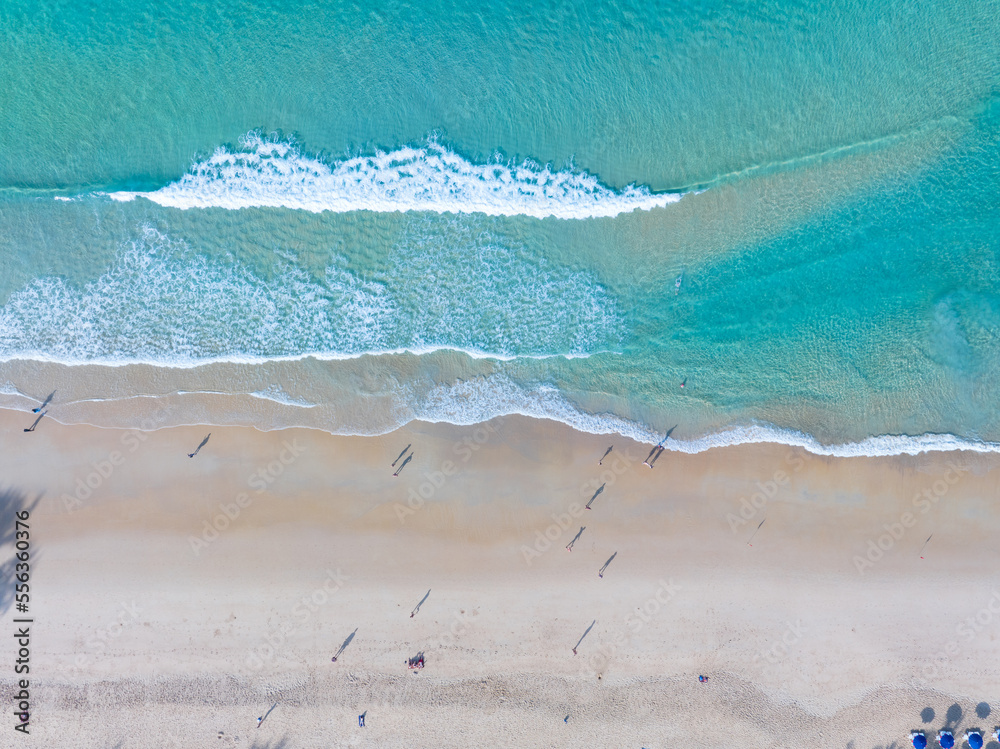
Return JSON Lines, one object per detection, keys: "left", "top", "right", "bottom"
{"left": 2, "top": 406, "right": 999, "bottom": 747}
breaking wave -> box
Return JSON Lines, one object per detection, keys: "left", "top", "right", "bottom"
{"left": 108, "top": 133, "right": 683, "bottom": 219}
{"left": 408, "top": 375, "right": 1000, "bottom": 458}
{"left": 0, "top": 226, "right": 624, "bottom": 364}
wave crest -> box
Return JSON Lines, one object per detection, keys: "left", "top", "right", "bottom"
{"left": 109, "top": 134, "right": 683, "bottom": 219}
{"left": 0, "top": 226, "right": 623, "bottom": 364}
{"left": 410, "top": 375, "right": 1000, "bottom": 458}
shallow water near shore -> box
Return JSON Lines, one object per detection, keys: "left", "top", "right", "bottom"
{"left": 2, "top": 0, "right": 999, "bottom": 453}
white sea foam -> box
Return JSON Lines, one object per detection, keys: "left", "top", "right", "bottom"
{"left": 249, "top": 384, "right": 317, "bottom": 408}
{"left": 1, "top": 371, "right": 993, "bottom": 459}
{"left": 108, "top": 134, "right": 682, "bottom": 219}
{"left": 0, "top": 225, "right": 622, "bottom": 364}
{"left": 407, "top": 375, "right": 1000, "bottom": 458}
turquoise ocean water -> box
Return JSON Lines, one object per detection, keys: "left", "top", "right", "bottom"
{"left": 2, "top": 0, "right": 999, "bottom": 455}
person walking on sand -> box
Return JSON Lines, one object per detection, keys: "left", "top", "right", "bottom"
{"left": 410, "top": 589, "right": 430, "bottom": 617}
{"left": 585, "top": 483, "right": 605, "bottom": 510}
{"left": 24, "top": 410, "right": 46, "bottom": 432}
{"left": 566, "top": 526, "right": 585, "bottom": 552}
{"left": 573, "top": 620, "right": 595, "bottom": 655}
{"left": 599, "top": 445, "right": 613, "bottom": 465}
{"left": 392, "top": 444, "right": 411, "bottom": 467}
{"left": 359, "top": 711, "right": 367, "bottom": 727}
{"left": 332, "top": 627, "right": 357, "bottom": 662}
{"left": 598, "top": 551, "right": 617, "bottom": 578}
{"left": 188, "top": 433, "right": 211, "bottom": 458}
{"left": 648, "top": 444, "right": 665, "bottom": 468}
{"left": 393, "top": 452, "right": 413, "bottom": 477}
{"left": 257, "top": 702, "right": 277, "bottom": 728}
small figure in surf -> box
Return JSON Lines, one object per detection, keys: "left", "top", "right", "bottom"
{"left": 32, "top": 391, "right": 55, "bottom": 413}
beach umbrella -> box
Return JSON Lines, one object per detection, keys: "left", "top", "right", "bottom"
{"left": 965, "top": 730, "right": 983, "bottom": 749}
{"left": 937, "top": 730, "right": 954, "bottom": 749}
{"left": 910, "top": 731, "right": 927, "bottom": 749}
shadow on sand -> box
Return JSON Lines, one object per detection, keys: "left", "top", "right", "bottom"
{"left": 0, "top": 488, "right": 41, "bottom": 615}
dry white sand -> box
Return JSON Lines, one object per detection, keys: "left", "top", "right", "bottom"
{"left": 1, "top": 408, "right": 999, "bottom": 747}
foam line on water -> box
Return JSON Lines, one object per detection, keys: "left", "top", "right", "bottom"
{"left": 0, "top": 347, "right": 597, "bottom": 369}
{"left": 0, "top": 375, "right": 994, "bottom": 458}
{"left": 108, "top": 133, "right": 683, "bottom": 219}
{"left": 0, "top": 226, "right": 622, "bottom": 363}
{"left": 248, "top": 384, "right": 318, "bottom": 408}
{"left": 408, "top": 376, "right": 1000, "bottom": 458}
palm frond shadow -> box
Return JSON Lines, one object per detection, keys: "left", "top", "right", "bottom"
{"left": 0, "top": 488, "right": 41, "bottom": 615}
